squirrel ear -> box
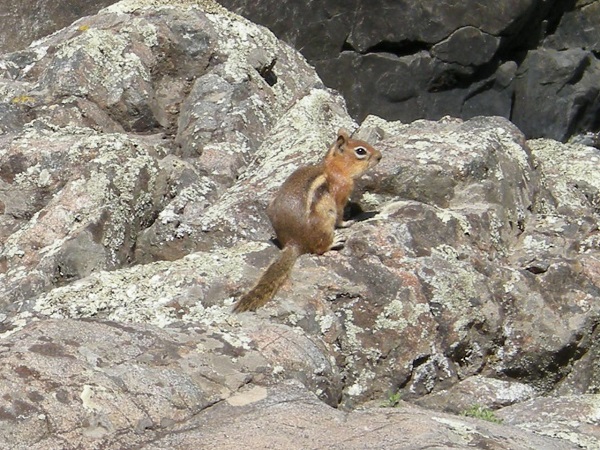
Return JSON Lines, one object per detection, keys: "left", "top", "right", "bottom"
{"left": 336, "top": 129, "right": 349, "bottom": 151}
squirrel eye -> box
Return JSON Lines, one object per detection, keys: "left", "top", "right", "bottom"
{"left": 354, "top": 146, "right": 368, "bottom": 159}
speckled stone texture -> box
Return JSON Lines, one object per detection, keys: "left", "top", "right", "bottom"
{"left": 0, "top": 1, "right": 599, "bottom": 448}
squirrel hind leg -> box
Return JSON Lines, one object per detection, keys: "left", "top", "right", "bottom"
{"left": 305, "top": 205, "right": 337, "bottom": 255}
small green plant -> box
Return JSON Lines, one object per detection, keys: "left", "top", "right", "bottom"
{"left": 460, "top": 404, "right": 503, "bottom": 423}
{"left": 382, "top": 390, "right": 402, "bottom": 407}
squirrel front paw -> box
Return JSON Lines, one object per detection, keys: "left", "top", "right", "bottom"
{"left": 329, "top": 232, "right": 347, "bottom": 251}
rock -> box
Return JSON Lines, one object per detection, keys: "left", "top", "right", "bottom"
{"left": 528, "top": 138, "right": 600, "bottom": 218}
{"left": 546, "top": 0, "right": 600, "bottom": 52}
{"left": 0, "top": 0, "right": 116, "bottom": 54}
{"left": 0, "top": 318, "right": 333, "bottom": 448}
{"left": 498, "top": 395, "right": 600, "bottom": 449}
{"left": 0, "top": 1, "right": 599, "bottom": 448}
{"left": 461, "top": 60, "right": 517, "bottom": 119}
{"left": 0, "top": 0, "right": 328, "bottom": 299}
{"left": 218, "top": 0, "right": 600, "bottom": 140}
{"left": 0, "top": 319, "right": 264, "bottom": 448}
{"left": 0, "top": 126, "right": 170, "bottom": 308}
{"left": 512, "top": 48, "right": 600, "bottom": 140}
{"left": 415, "top": 375, "right": 537, "bottom": 413}
{"left": 5, "top": 1, "right": 600, "bottom": 140}
{"left": 146, "top": 381, "right": 579, "bottom": 450}
{"left": 0, "top": 321, "right": 580, "bottom": 449}
{"left": 431, "top": 26, "right": 501, "bottom": 67}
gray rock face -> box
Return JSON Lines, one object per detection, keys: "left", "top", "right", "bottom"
{"left": 0, "top": 0, "right": 599, "bottom": 448}
{"left": 0, "top": 319, "right": 580, "bottom": 449}
{"left": 218, "top": 0, "right": 600, "bottom": 141}
{"left": 0, "top": 0, "right": 116, "bottom": 53}
{"left": 513, "top": 48, "right": 600, "bottom": 141}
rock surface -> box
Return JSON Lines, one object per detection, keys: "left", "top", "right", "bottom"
{"left": 3, "top": 0, "right": 599, "bottom": 142}
{"left": 0, "top": 319, "right": 582, "bottom": 449}
{"left": 0, "top": 0, "right": 116, "bottom": 54}
{"left": 0, "top": 0, "right": 599, "bottom": 448}
{"left": 218, "top": 0, "right": 600, "bottom": 141}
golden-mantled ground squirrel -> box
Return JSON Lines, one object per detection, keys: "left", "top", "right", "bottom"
{"left": 233, "top": 129, "right": 382, "bottom": 313}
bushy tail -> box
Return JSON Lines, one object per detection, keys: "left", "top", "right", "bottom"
{"left": 233, "top": 245, "right": 300, "bottom": 313}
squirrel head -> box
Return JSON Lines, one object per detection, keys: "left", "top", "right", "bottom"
{"left": 324, "top": 129, "right": 382, "bottom": 179}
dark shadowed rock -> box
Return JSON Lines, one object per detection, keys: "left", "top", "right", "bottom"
{"left": 218, "top": 0, "right": 600, "bottom": 141}
{"left": 431, "top": 26, "right": 501, "bottom": 67}
{"left": 513, "top": 48, "right": 600, "bottom": 140}
{"left": 546, "top": 0, "right": 600, "bottom": 52}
